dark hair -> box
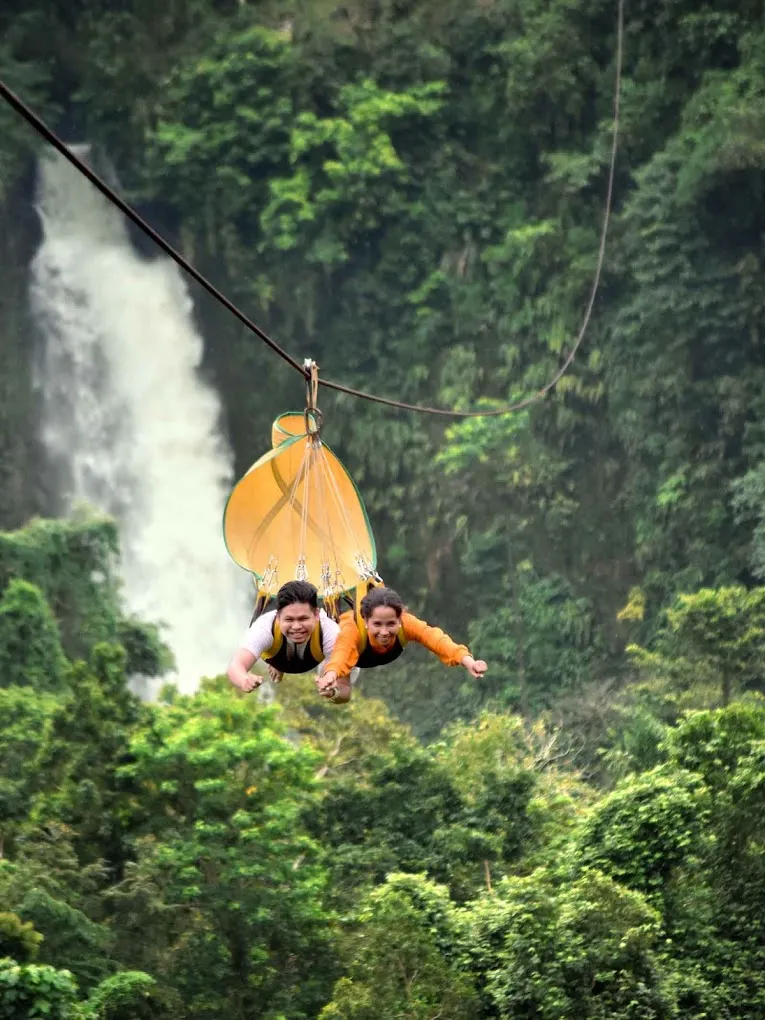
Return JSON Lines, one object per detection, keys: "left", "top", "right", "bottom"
{"left": 276, "top": 580, "right": 319, "bottom": 612}
{"left": 360, "top": 586, "right": 406, "bottom": 620}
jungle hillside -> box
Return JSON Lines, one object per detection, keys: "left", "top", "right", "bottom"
{"left": 2, "top": 0, "right": 765, "bottom": 1017}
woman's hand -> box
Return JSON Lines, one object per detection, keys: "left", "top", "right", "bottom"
{"left": 461, "top": 655, "right": 487, "bottom": 679}
{"left": 317, "top": 669, "right": 338, "bottom": 697}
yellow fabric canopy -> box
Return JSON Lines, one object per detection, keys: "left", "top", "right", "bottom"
{"left": 223, "top": 412, "right": 376, "bottom": 598}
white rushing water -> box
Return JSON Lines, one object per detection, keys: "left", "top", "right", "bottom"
{"left": 30, "top": 148, "right": 249, "bottom": 693}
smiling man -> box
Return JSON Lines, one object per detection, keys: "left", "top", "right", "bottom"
{"left": 226, "top": 580, "right": 340, "bottom": 695}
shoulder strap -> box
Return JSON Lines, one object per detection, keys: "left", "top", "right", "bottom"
{"left": 250, "top": 588, "right": 276, "bottom": 626}
{"left": 263, "top": 616, "right": 282, "bottom": 660}
{"left": 310, "top": 620, "right": 324, "bottom": 662}
{"left": 357, "top": 615, "right": 369, "bottom": 655}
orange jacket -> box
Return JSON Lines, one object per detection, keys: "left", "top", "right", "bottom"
{"left": 325, "top": 609, "right": 469, "bottom": 676}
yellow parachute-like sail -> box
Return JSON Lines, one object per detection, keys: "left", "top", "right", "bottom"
{"left": 223, "top": 410, "right": 377, "bottom": 604}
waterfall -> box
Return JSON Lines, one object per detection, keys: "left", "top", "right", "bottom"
{"left": 30, "top": 148, "right": 250, "bottom": 693}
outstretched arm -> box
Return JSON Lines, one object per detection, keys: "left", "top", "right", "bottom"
{"left": 227, "top": 647, "right": 262, "bottom": 692}
{"left": 227, "top": 611, "right": 277, "bottom": 692}
{"left": 319, "top": 610, "right": 361, "bottom": 694}
{"left": 402, "top": 613, "right": 487, "bottom": 678}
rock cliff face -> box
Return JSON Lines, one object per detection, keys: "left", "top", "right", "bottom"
{"left": 0, "top": 162, "right": 47, "bottom": 527}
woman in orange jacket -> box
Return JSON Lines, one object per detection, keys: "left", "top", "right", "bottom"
{"left": 318, "top": 586, "right": 487, "bottom": 703}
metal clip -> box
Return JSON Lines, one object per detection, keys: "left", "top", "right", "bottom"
{"left": 303, "top": 358, "right": 323, "bottom": 438}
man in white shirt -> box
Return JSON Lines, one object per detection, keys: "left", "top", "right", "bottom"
{"left": 227, "top": 580, "right": 340, "bottom": 695}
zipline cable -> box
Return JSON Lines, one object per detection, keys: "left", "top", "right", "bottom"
{"left": 0, "top": 0, "right": 623, "bottom": 418}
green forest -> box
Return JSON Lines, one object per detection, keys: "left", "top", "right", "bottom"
{"left": 2, "top": 0, "right": 765, "bottom": 1015}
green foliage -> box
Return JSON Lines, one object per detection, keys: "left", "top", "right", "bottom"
{"left": 628, "top": 585, "right": 765, "bottom": 710}
{"left": 29, "top": 642, "right": 142, "bottom": 872}
{"left": 0, "top": 579, "right": 68, "bottom": 691}
{"left": 261, "top": 77, "right": 446, "bottom": 265}
{"left": 674, "top": 28, "right": 765, "bottom": 204}
{"left": 462, "top": 870, "right": 676, "bottom": 1019}
{"left": 319, "top": 874, "right": 478, "bottom": 1020}
{"left": 110, "top": 682, "right": 334, "bottom": 1018}
{"left": 0, "top": 826, "right": 113, "bottom": 989}
{"left": 0, "top": 517, "right": 172, "bottom": 679}
{"left": 145, "top": 22, "right": 296, "bottom": 262}
{"left": 732, "top": 461, "right": 765, "bottom": 579}
{"left": 0, "top": 517, "right": 121, "bottom": 661}
{"left": 0, "top": 687, "right": 58, "bottom": 846}
{"left": 598, "top": 707, "right": 669, "bottom": 784}
{"left": 467, "top": 562, "right": 603, "bottom": 714}
{"left": 0, "top": 958, "right": 79, "bottom": 1020}
{"left": 667, "top": 699, "right": 765, "bottom": 787}
{"left": 85, "top": 971, "right": 169, "bottom": 1020}
{"left": 0, "top": 25, "right": 53, "bottom": 203}
{"left": 0, "top": 914, "right": 42, "bottom": 964}
{"left": 436, "top": 710, "right": 588, "bottom": 887}
{"left": 4, "top": 2, "right": 765, "bottom": 1016}
{"left": 668, "top": 586, "right": 765, "bottom": 703}
{"left": 115, "top": 618, "right": 174, "bottom": 678}
{"left": 575, "top": 766, "right": 711, "bottom": 898}
{"left": 305, "top": 707, "right": 583, "bottom": 906}
{"left": 305, "top": 734, "right": 470, "bottom": 899}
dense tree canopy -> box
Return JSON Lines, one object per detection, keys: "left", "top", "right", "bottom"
{"left": 1, "top": 0, "right": 765, "bottom": 1015}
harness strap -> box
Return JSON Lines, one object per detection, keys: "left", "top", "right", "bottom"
{"left": 250, "top": 588, "right": 275, "bottom": 626}
{"left": 263, "top": 617, "right": 283, "bottom": 660}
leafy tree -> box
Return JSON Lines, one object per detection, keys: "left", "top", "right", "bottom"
{"left": 0, "top": 913, "right": 42, "bottom": 963}
{"left": 319, "top": 874, "right": 478, "bottom": 1020}
{"left": 30, "top": 643, "right": 142, "bottom": 873}
{"left": 575, "top": 766, "right": 711, "bottom": 899}
{"left": 84, "top": 971, "right": 171, "bottom": 1020}
{"left": 0, "top": 580, "right": 68, "bottom": 691}
{"left": 304, "top": 733, "right": 469, "bottom": 901}
{"left": 628, "top": 585, "right": 765, "bottom": 710}
{"left": 0, "top": 686, "right": 58, "bottom": 852}
{"left": 0, "top": 518, "right": 120, "bottom": 661}
{"left": 0, "top": 915, "right": 163, "bottom": 1019}
{"left": 664, "top": 704, "right": 765, "bottom": 1017}
{"left": 0, "top": 826, "right": 113, "bottom": 990}
{"left": 462, "top": 870, "right": 677, "bottom": 1019}
{"left": 0, "top": 958, "right": 79, "bottom": 1020}
{"left": 109, "top": 681, "right": 334, "bottom": 1019}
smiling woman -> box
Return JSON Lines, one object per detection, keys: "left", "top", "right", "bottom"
{"left": 318, "top": 584, "right": 488, "bottom": 697}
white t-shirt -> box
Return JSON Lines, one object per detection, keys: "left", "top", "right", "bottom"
{"left": 241, "top": 609, "right": 339, "bottom": 671}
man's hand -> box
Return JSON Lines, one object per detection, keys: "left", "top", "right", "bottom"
{"left": 232, "top": 673, "right": 262, "bottom": 693}
{"left": 267, "top": 665, "right": 284, "bottom": 684}
{"left": 461, "top": 655, "right": 487, "bottom": 679}
{"left": 227, "top": 648, "right": 261, "bottom": 694}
